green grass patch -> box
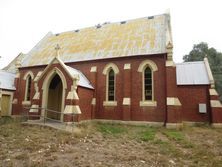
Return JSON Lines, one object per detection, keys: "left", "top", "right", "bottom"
{"left": 138, "top": 128, "right": 156, "bottom": 141}
{"left": 164, "top": 130, "right": 184, "bottom": 141}
{"left": 97, "top": 123, "right": 127, "bottom": 135}
{"left": 0, "top": 116, "right": 15, "bottom": 125}
{"left": 152, "top": 139, "right": 166, "bottom": 145}
{"left": 153, "top": 139, "right": 181, "bottom": 156}
{"left": 182, "top": 141, "right": 194, "bottom": 148}
{"left": 162, "top": 129, "right": 195, "bottom": 149}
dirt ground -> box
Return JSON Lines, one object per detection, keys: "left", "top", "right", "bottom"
{"left": 1, "top": 118, "right": 222, "bottom": 167}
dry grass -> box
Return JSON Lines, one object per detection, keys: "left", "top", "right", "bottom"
{"left": 1, "top": 118, "right": 222, "bottom": 167}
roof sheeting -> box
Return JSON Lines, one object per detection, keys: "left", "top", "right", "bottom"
{"left": 176, "top": 61, "right": 210, "bottom": 85}
{"left": 20, "top": 13, "right": 172, "bottom": 67}
{"left": 65, "top": 65, "right": 94, "bottom": 89}
{"left": 3, "top": 53, "right": 25, "bottom": 73}
{"left": 0, "top": 70, "right": 16, "bottom": 90}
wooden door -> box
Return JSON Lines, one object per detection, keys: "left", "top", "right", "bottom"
{"left": 1, "top": 95, "right": 11, "bottom": 116}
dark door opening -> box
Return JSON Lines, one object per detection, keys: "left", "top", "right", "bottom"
{"left": 47, "top": 74, "right": 63, "bottom": 120}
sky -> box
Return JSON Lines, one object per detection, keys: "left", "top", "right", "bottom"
{"left": 0, "top": 0, "right": 222, "bottom": 68}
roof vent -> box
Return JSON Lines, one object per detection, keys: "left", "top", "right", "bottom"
{"left": 148, "top": 16, "right": 154, "bottom": 20}
{"left": 55, "top": 33, "right": 60, "bottom": 36}
{"left": 75, "top": 29, "right": 79, "bottom": 32}
{"left": 102, "top": 22, "right": 110, "bottom": 25}
{"left": 96, "top": 24, "right": 102, "bottom": 29}
{"left": 120, "top": 21, "right": 126, "bottom": 24}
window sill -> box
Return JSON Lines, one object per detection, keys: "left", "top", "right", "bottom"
{"left": 140, "top": 101, "right": 157, "bottom": 107}
{"left": 103, "top": 101, "right": 117, "bottom": 107}
{"left": 22, "top": 101, "right": 31, "bottom": 106}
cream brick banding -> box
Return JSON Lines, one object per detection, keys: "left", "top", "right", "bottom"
{"left": 22, "top": 101, "right": 31, "bottom": 106}
{"left": 102, "top": 63, "right": 119, "bottom": 75}
{"left": 90, "top": 66, "right": 97, "bottom": 72}
{"left": 211, "top": 123, "right": 222, "bottom": 128}
{"left": 166, "top": 123, "right": 183, "bottom": 129}
{"left": 166, "top": 42, "right": 173, "bottom": 60}
{"left": 204, "top": 58, "right": 215, "bottom": 88}
{"left": 66, "top": 90, "right": 79, "bottom": 100}
{"left": 64, "top": 105, "right": 81, "bottom": 114}
{"left": 165, "top": 60, "right": 175, "bottom": 67}
{"left": 34, "top": 71, "right": 43, "bottom": 82}
{"left": 167, "top": 97, "right": 181, "bottom": 106}
{"left": 210, "top": 100, "right": 222, "bottom": 108}
{"left": 209, "top": 89, "right": 218, "bottom": 96}
{"left": 138, "top": 59, "right": 158, "bottom": 72}
{"left": 123, "top": 98, "right": 131, "bottom": 105}
{"left": 33, "top": 83, "right": 40, "bottom": 100}
{"left": 91, "top": 98, "right": 96, "bottom": 105}
{"left": 12, "top": 98, "right": 18, "bottom": 104}
{"left": 29, "top": 105, "right": 39, "bottom": 113}
{"left": 124, "top": 64, "right": 131, "bottom": 70}
{"left": 33, "top": 92, "right": 40, "bottom": 100}
{"left": 103, "top": 101, "right": 117, "bottom": 107}
{"left": 140, "top": 101, "right": 157, "bottom": 107}
{"left": 23, "top": 71, "right": 34, "bottom": 80}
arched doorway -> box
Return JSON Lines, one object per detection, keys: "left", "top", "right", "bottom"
{"left": 41, "top": 68, "right": 67, "bottom": 122}
{"left": 47, "top": 74, "right": 63, "bottom": 120}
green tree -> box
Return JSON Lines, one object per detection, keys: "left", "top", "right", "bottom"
{"left": 183, "top": 42, "right": 222, "bottom": 101}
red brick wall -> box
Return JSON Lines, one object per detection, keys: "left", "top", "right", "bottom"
{"left": 165, "top": 66, "right": 182, "bottom": 124}
{"left": 130, "top": 56, "right": 166, "bottom": 122}
{"left": 68, "top": 54, "right": 167, "bottom": 122}
{"left": 14, "top": 54, "right": 167, "bottom": 122}
{"left": 211, "top": 108, "right": 222, "bottom": 123}
{"left": 178, "top": 85, "right": 211, "bottom": 122}
{"left": 78, "top": 87, "right": 94, "bottom": 121}
{"left": 12, "top": 54, "right": 214, "bottom": 124}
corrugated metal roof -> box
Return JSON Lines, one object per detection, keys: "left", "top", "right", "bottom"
{"left": 65, "top": 65, "right": 93, "bottom": 89}
{"left": 3, "top": 53, "right": 25, "bottom": 73}
{"left": 176, "top": 61, "right": 210, "bottom": 85}
{"left": 19, "top": 13, "right": 172, "bottom": 67}
{"left": 0, "top": 70, "right": 16, "bottom": 90}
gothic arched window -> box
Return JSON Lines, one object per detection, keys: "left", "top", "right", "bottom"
{"left": 138, "top": 60, "right": 158, "bottom": 107}
{"left": 25, "top": 75, "right": 32, "bottom": 101}
{"left": 108, "top": 69, "right": 115, "bottom": 101}
{"left": 144, "top": 66, "right": 152, "bottom": 100}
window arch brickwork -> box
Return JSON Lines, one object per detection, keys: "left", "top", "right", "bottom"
{"left": 103, "top": 63, "right": 119, "bottom": 106}
{"left": 23, "top": 71, "right": 34, "bottom": 103}
{"left": 138, "top": 60, "right": 158, "bottom": 106}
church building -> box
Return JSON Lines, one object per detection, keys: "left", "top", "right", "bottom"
{"left": 1, "top": 13, "right": 222, "bottom": 128}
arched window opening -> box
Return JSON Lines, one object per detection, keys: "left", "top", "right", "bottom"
{"left": 144, "top": 66, "right": 152, "bottom": 101}
{"left": 108, "top": 69, "right": 115, "bottom": 101}
{"left": 25, "top": 75, "right": 32, "bottom": 101}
